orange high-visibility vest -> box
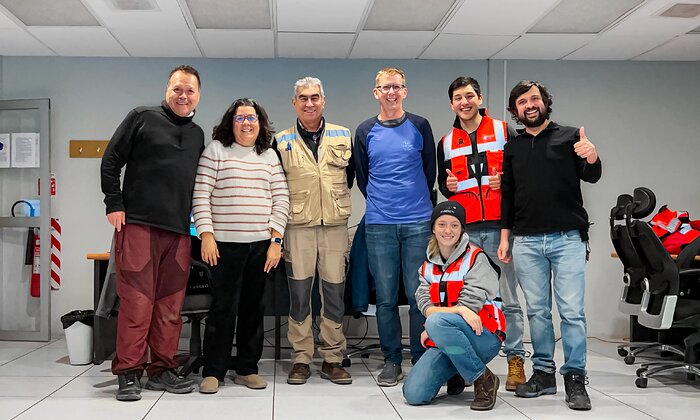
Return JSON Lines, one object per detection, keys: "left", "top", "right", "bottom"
{"left": 420, "top": 245, "right": 506, "bottom": 345}
{"left": 441, "top": 112, "right": 508, "bottom": 224}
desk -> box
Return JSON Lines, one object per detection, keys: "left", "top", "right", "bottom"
{"left": 87, "top": 251, "right": 292, "bottom": 364}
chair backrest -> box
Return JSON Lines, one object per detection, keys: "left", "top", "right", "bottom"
{"left": 182, "top": 260, "right": 213, "bottom": 314}
{"left": 611, "top": 193, "right": 646, "bottom": 314}
{"left": 627, "top": 187, "right": 678, "bottom": 330}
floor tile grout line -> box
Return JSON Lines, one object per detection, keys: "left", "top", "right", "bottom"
{"left": 142, "top": 391, "right": 166, "bottom": 420}
{"left": 0, "top": 340, "right": 59, "bottom": 367}
{"left": 360, "top": 358, "right": 405, "bottom": 420}
{"left": 10, "top": 371, "right": 88, "bottom": 419}
{"left": 586, "top": 382, "right": 662, "bottom": 420}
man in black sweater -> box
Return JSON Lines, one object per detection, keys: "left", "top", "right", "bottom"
{"left": 101, "top": 65, "right": 204, "bottom": 401}
{"left": 497, "top": 80, "right": 601, "bottom": 411}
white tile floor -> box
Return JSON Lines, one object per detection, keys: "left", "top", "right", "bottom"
{"left": 0, "top": 338, "right": 698, "bottom": 420}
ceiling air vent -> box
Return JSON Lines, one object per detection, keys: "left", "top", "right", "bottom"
{"left": 659, "top": 3, "right": 700, "bottom": 18}
{"left": 109, "top": 0, "right": 156, "bottom": 11}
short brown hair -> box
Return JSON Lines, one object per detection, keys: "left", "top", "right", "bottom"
{"left": 375, "top": 67, "right": 405, "bottom": 87}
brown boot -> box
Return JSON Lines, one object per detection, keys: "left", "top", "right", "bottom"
{"left": 471, "top": 367, "right": 499, "bottom": 411}
{"left": 505, "top": 356, "right": 526, "bottom": 392}
{"left": 321, "top": 361, "right": 352, "bottom": 385}
{"left": 287, "top": 363, "right": 311, "bottom": 385}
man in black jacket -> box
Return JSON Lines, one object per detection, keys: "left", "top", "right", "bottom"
{"left": 101, "top": 65, "right": 204, "bottom": 401}
{"left": 497, "top": 80, "right": 601, "bottom": 411}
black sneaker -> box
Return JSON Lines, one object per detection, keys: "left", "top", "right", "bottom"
{"left": 564, "top": 371, "right": 591, "bottom": 411}
{"left": 144, "top": 369, "right": 195, "bottom": 394}
{"left": 515, "top": 369, "right": 557, "bottom": 398}
{"left": 376, "top": 362, "right": 403, "bottom": 387}
{"left": 116, "top": 371, "right": 142, "bottom": 401}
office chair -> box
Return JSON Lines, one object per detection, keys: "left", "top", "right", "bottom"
{"left": 610, "top": 189, "right": 685, "bottom": 363}
{"left": 177, "top": 260, "right": 213, "bottom": 377}
{"left": 626, "top": 187, "right": 700, "bottom": 388}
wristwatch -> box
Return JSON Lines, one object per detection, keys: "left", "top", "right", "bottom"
{"left": 271, "top": 237, "right": 283, "bottom": 246}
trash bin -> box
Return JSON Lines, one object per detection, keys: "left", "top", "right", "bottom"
{"left": 60, "top": 310, "right": 94, "bottom": 365}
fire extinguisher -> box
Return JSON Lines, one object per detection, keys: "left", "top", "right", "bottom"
{"left": 11, "top": 200, "right": 41, "bottom": 298}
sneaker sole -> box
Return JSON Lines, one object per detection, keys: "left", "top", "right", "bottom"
{"left": 320, "top": 371, "right": 352, "bottom": 385}
{"left": 286, "top": 377, "right": 309, "bottom": 385}
{"left": 233, "top": 377, "right": 267, "bottom": 389}
{"left": 144, "top": 382, "right": 194, "bottom": 394}
{"left": 116, "top": 393, "right": 142, "bottom": 401}
{"left": 566, "top": 396, "right": 592, "bottom": 411}
{"left": 377, "top": 372, "right": 404, "bottom": 387}
{"left": 515, "top": 386, "right": 557, "bottom": 398}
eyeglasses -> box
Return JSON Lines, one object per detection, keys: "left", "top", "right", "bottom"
{"left": 376, "top": 84, "right": 405, "bottom": 93}
{"left": 233, "top": 114, "right": 259, "bottom": 123}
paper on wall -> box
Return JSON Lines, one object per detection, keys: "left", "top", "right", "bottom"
{"left": 0, "top": 133, "right": 9, "bottom": 168}
{"left": 10, "top": 132, "right": 40, "bottom": 168}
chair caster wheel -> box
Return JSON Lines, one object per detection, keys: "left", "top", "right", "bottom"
{"left": 635, "top": 377, "right": 648, "bottom": 388}
{"left": 341, "top": 358, "right": 351, "bottom": 367}
{"left": 617, "top": 348, "right": 628, "bottom": 357}
{"left": 636, "top": 367, "right": 647, "bottom": 377}
{"left": 624, "top": 356, "right": 635, "bottom": 365}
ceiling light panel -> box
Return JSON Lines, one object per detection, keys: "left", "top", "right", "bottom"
{"left": 364, "top": 0, "right": 455, "bottom": 31}
{"left": 0, "top": 0, "right": 99, "bottom": 26}
{"left": 529, "top": 0, "right": 644, "bottom": 33}
{"left": 659, "top": 3, "right": 700, "bottom": 18}
{"left": 277, "top": 0, "right": 369, "bottom": 33}
{"left": 185, "top": 0, "right": 270, "bottom": 29}
{"left": 442, "top": 0, "right": 559, "bottom": 35}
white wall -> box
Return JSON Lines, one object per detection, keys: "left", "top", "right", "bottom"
{"left": 1, "top": 56, "right": 698, "bottom": 339}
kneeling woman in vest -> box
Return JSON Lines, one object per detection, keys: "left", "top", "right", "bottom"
{"left": 403, "top": 201, "right": 505, "bottom": 411}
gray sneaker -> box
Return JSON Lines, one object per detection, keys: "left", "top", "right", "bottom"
{"left": 145, "top": 369, "right": 195, "bottom": 394}
{"left": 116, "top": 371, "right": 141, "bottom": 401}
{"left": 376, "top": 362, "right": 404, "bottom": 387}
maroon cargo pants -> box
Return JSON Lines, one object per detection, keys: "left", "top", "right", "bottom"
{"left": 110, "top": 223, "right": 191, "bottom": 376}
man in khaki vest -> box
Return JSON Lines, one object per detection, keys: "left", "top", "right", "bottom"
{"left": 273, "top": 77, "right": 354, "bottom": 385}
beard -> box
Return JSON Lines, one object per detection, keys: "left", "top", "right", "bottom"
{"left": 519, "top": 107, "right": 549, "bottom": 128}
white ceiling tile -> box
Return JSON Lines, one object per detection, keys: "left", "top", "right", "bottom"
{"left": 420, "top": 34, "right": 516, "bottom": 59}
{"left": 277, "top": 0, "right": 368, "bottom": 33}
{"left": 350, "top": 31, "right": 435, "bottom": 58}
{"left": 606, "top": 0, "right": 700, "bottom": 36}
{"left": 185, "top": 0, "right": 270, "bottom": 29}
{"left": 442, "top": 0, "right": 560, "bottom": 35}
{"left": 0, "top": 7, "right": 19, "bottom": 28}
{"left": 28, "top": 27, "right": 127, "bottom": 56}
{"left": 82, "top": 0, "right": 185, "bottom": 28}
{"left": 278, "top": 32, "right": 354, "bottom": 58}
{"left": 196, "top": 29, "right": 274, "bottom": 58}
{"left": 634, "top": 34, "right": 700, "bottom": 60}
{"left": 563, "top": 34, "right": 671, "bottom": 60}
{"left": 0, "top": 0, "right": 99, "bottom": 26}
{"left": 492, "top": 33, "right": 595, "bottom": 60}
{"left": 528, "top": 0, "right": 644, "bottom": 33}
{"left": 0, "top": 28, "right": 54, "bottom": 55}
{"left": 111, "top": 26, "right": 201, "bottom": 57}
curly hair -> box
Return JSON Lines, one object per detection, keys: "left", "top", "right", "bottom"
{"left": 212, "top": 98, "right": 274, "bottom": 155}
{"left": 507, "top": 80, "right": 553, "bottom": 124}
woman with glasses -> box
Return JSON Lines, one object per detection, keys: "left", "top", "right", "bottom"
{"left": 192, "top": 98, "right": 289, "bottom": 394}
{"left": 402, "top": 201, "right": 505, "bottom": 411}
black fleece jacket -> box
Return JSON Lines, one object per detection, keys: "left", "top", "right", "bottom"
{"left": 101, "top": 102, "right": 204, "bottom": 234}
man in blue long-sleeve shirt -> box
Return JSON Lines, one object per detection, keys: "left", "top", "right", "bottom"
{"left": 354, "top": 67, "right": 436, "bottom": 387}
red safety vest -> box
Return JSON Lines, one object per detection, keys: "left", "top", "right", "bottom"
{"left": 420, "top": 245, "right": 506, "bottom": 346}
{"left": 650, "top": 206, "right": 700, "bottom": 254}
{"left": 441, "top": 111, "right": 508, "bottom": 224}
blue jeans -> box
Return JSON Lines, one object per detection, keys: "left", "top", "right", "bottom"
{"left": 512, "top": 230, "right": 587, "bottom": 375}
{"left": 465, "top": 227, "right": 525, "bottom": 360}
{"left": 366, "top": 221, "right": 430, "bottom": 365}
{"left": 402, "top": 313, "right": 501, "bottom": 405}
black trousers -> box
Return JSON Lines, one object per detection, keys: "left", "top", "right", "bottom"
{"left": 203, "top": 240, "right": 269, "bottom": 380}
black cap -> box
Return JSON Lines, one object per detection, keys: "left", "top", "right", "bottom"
{"left": 431, "top": 201, "right": 467, "bottom": 231}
